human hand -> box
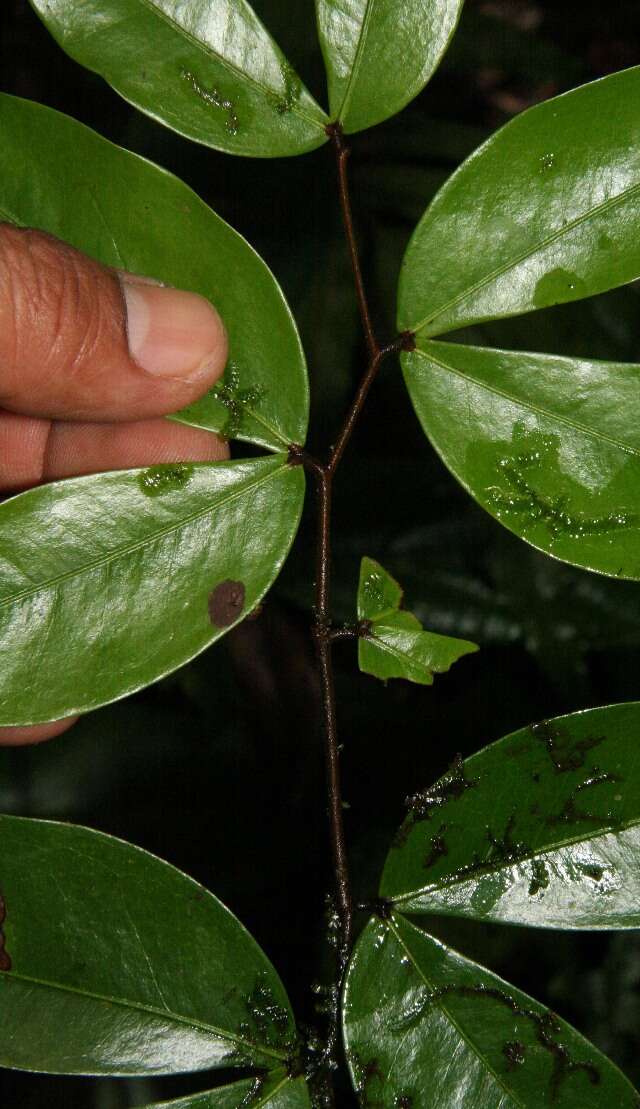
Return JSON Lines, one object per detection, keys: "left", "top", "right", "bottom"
{"left": 0, "top": 225, "right": 229, "bottom": 745}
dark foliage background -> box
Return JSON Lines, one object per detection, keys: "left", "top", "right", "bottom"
{"left": 1, "top": 1, "right": 640, "bottom": 1104}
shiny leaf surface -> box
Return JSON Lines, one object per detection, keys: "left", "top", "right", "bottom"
{"left": 0, "top": 816, "right": 297, "bottom": 1075}
{"left": 0, "top": 95, "right": 308, "bottom": 451}
{"left": 357, "top": 557, "right": 477, "bottom": 684}
{"left": 315, "top": 0, "right": 463, "bottom": 133}
{"left": 29, "top": 0, "right": 328, "bottom": 157}
{"left": 403, "top": 339, "right": 640, "bottom": 579}
{"left": 381, "top": 702, "right": 640, "bottom": 928}
{"left": 141, "top": 1073, "right": 312, "bottom": 1108}
{"left": 0, "top": 456, "right": 304, "bottom": 724}
{"left": 398, "top": 67, "right": 640, "bottom": 337}
{"left": 343, "top": 914, "right": 639, "bottom": 1107}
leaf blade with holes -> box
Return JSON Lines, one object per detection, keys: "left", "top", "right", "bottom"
{"left": 0, "top": 456, "right": 304, "bottom": 724}
{"left": 343, "top": 915, "right": 639, "bottom": 1107}
{"left": 357, "top": 556, "right": 478, "bottom": 684}
{"left": 139, "top": 1073, "right": 313, "bottom": 1107}
{"left": 398, "top": 67, "right": 640, "bottom": 337}
{"left": 402, "top": 339, "right": 640, "bottom": 579}
{"left": 315, "top": 0, "right": 463, "bottom": 134}
{"left": 0, "top": 94, "right": 308, "bottom": 451}
{"left": 381, "top": 702, "right": 640, "bottom": 928}
{"left": 28, "top": 0, "right": 328, "bottom": 157}
{"left": 0, "top": 816, "right": 298, "bottom": 1075}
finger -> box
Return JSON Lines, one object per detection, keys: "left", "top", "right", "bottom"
{"left": 0, "top": 410, "right": 228, "bottom": 490}
{"left": 0, "top": 717, "right": 79, "bottom": 747}
{"left": 0, "top": 225, "right": 228, "bottom": 421}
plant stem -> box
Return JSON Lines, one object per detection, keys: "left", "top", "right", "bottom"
{"left": 289, "top": 125, "right": 416, "bottom": 1094}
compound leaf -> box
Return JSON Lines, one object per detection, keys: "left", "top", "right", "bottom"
{"left": 398, "top": 67, "right": 640, "bottom": 337}
{"left": 403, "top": 339, "right": 640, "bottom": 579}
{"left": 0, "top": 456, "right": 304, "bottom": 725}
{"left": 357, "top": 557, "right": 477, "bottom": 684}
{"left": 342, "top": 914, "right": 639, "bottom": 1107}
{"left": 381, "top": 702, "right": 640, "bottom": 928}
{"left": 316, "top": 0, "right": 463, "bottom": 133}
{"left": 0, "top": 94, "right": 308, "bottom": 451}
{"left": 0, "top": 816, "right": 297, "bottom": 1075}
{"left": 29, "top": 0, "right": 328, "bottom": 157}
{"left": 140, "top": 1073, "right": 312, "bottom": 1107}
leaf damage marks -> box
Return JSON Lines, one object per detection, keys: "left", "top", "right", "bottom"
{"left": 0, "top": 891, "right": 11, "bottom": 971}
{"left": 209, "top": 580, "right": 246, "bottom": 628}
{"left": 395, "top": 754, "right": 477, "bottom": 846}
{"left": 211, "top": 363, "right": 267, "bottom": 439}
{"left": 546, "top": 768, "right": 622, "bottom": 828}
{"left": 487, "top": 432, "right": 638, "bottom": 541}
{"left": 268, "top": 60, "right": 302, "bottom": 116}
{"left": 238, "top": 1075, "right": 267, "bottom": 1107}
{"left": 181, "top": 69, "right": 239, "bottom": 135}
{"left": 238, "top": 973, "right": 296, "bottom": 1056}
{"left": 138, "top": 462, "right": 195, "bottom": 497}
{"left": 530, "top": 720, "right": 605, "bottom": 773}
{"left": 422, "top": 824, "right": 449, "bottom": 870}
{"left": 528, "top": 859, "right": 550, "bottom": 897}
{"left": 395, "top": 981, "right": 600, "bottom": 1099}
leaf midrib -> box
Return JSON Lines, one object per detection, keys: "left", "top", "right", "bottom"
{"left": 386, "top": 917, "right": 527, "bottom": 1108}
{"left": 391, "top": 813, "right": 640, "bottom": 907}
{"left": 0, "top": 969, "right": 286, "bottom": 1064}
{"left": 0, "top": 461, "right": 286, "bottom": 610}
{"left": 413, "top": 178, "right": 640, "bottom": 335}
{"left": 412, "top": 345, "right": 640, "bottom": 460}
{"left": 368, "top": 631, "right": 427, "bottom": 680}
{"left": 135, "top": 0, "right": 325, "bottom": 131}
{"left": 336, "top": 0, "right": 377, "bottom": 123}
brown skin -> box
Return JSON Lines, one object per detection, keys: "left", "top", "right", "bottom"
{"left": 0, "top": 225, "right": 230, "bottom": 744}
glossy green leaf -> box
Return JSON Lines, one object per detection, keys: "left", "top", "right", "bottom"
{"left": 0, "top": 456, "right": 304, "bottom": 725}
{"left": 29, "top": 0, "right": 328, "bottom": 157}
{"left": 0, "top": 816, "right": 298, "bottom": 1075}
{"left": 0, "top": 94, "right": 308, "bottom": 451}
{"left": 381, "top": 702, "right": 640, "bottom": 928}
{"left": 140, "top": 1073, "right": 312, "bottom": 1108}
{"left": 315, "top": 0, "right": 463, "bottom": 133}
{"left": 403, "top": 339, "right": 640, "bottom": 579}
{"left": 343, "top": 914, "right": 639, "bottom": 1107}
{"left": 398, "top": 67, "right": 640, "bottom": 337}
{"left": 357, "top": 557, "right": 478, "bottom": 684}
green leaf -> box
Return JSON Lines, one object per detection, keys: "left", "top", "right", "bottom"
{"left": 381, "top": 702, "right": 640, "bottom": 928}
{"left": 343, "top": 914, "right": 639, "bottom": 1107}
{"left": 357, "top": 557, "right": 478, "bottom": 684}
{"left": 403, "top": 339, "right": 640, "bottom": 579}
{"left": 140, "top": 1073, "right": 312, "bottom": 1108}
{"left": 0, "top": 816, "right": 298, "bottom": 1075}
{"left": 0, "top": 456, "right": 304, "bottom": 725}
{"left": 0, "top": 94, "right": 308, "bottom": 451}
{"left": 315, "top": 0, "right": 463, "bottom": 133}
{"left": 28, "top": 0, "right": 328, "bottom": 157}
{"left": 398, "top": 67, "right": 640, "bottom": 337}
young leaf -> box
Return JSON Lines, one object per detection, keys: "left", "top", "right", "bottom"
{"left": 28, "top": 0, "right": 328, "bottom": 158}
{"left": 398, "top": 66, "right": 640, "bottom": 337}
{"left": 140, "top": 1073, "right": 312, "bottom": 1108}
{"left": 315, "top": 0, "right": 463, "bottom": 134}
{"left": 0, "top": 456, "right": 304, "bottom": 725}
{"left": 342, "top": 914, "right": 639, "bottom": 1107}
{"left": 0, "top": 95, "right": 309, "bottom": 451}
{"left": 0, "top": 816, "right": 298, "bottom": 1075}
{"left": 403, "top": 340, "right": 640, "bottom": 579}
{"left": 381, "top": 701, "right": 640, "bottom": 928}
{"left": 357, "top": 557, "right": 478, "bottom": 684}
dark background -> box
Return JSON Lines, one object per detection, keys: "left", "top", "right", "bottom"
{"left": 2, "top": 0, "right": 640, "bottom": 1104}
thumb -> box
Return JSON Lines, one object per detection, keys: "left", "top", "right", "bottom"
{"left": 0, "top": 225, "right": 228, "bottom": 421}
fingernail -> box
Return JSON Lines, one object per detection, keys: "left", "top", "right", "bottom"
{"left": 122, "top": 280, "right": 227, "bottom": 381}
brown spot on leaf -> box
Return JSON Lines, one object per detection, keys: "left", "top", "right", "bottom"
{"left": 0, "top": 893, "right": 12, "bottom": 972}
{"left": 209, "top": 580, "right": 246, "bottom": 627}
